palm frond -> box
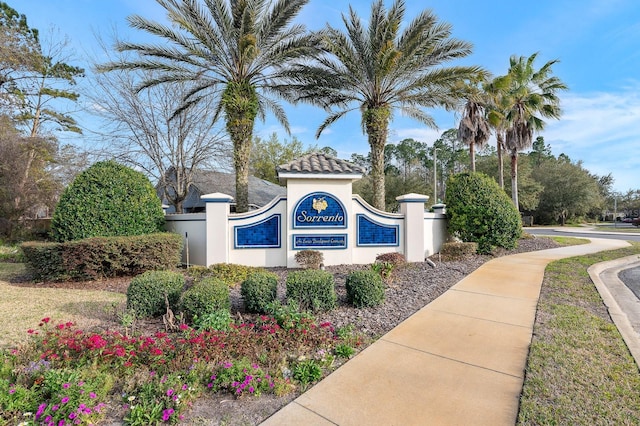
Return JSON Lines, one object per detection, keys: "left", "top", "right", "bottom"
{"left": 315, "top": 109, "right": 354, "bottom": 138}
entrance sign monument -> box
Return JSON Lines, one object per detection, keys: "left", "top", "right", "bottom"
{"left": 165, "top": 153, "right": 446, "bottom": 267}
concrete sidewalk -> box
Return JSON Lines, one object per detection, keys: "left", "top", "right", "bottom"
{"left": 261, "top": 238, "right": 630, "bottom": 426}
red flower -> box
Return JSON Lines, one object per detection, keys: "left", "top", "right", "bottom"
{"left": 41, "top": 317, "right": 50, "bottom": 324}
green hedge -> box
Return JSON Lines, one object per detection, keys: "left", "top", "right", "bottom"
{"left": 51, "top": 160, "right": 165, "bottom": 242}
{"left": 21, "top": 233, "right": 183, "bottom": 281}
{"left": 345, "top": 270, "right": 385, "bottom": 308}
{"left": 180, "top": 277, "right": 231, "bottom": 322}
{"left": 241, "top": 271, "right": 278, "bottom": 313}
{"left": 127, "top": 270, "right": 185, "bottom": 318}
{"left": 286, "top": 269, "right": 336, "bottom": 312}
{"left": 446, "top": 172, "right": 522, "bottom": 254}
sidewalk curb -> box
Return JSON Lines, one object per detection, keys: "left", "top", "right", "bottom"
{"left": 588, "top": 255, "right": 640, "bottom": 368}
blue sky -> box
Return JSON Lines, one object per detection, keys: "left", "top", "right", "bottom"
{"left": 15, "top": 0, "right": 640, "bottom": 193}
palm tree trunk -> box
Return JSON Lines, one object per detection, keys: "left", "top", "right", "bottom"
{"left": 510, "top": 150, "right": 519, "bottom": 210}
{"left": 223, "top": 82, "right": 259, "bottom": 213}
{"left": 469, "top": 143, "right": 476, "bottom": 172}
{"left": 364, "top": 106, "right": 391, "bottom": 211}
{"left": 497, "top": 132, "right": 505, "bottom": 189}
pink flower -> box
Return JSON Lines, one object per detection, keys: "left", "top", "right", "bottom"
{"left": 61, "top": 396, "right": 69, "bottom": 404}
{"left": 166, "top": 389, "right": 174, "bottom": 396}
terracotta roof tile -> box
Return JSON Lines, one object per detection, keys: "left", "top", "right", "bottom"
{"left": 277, "top": 152, "right": 364, "bottom": 175}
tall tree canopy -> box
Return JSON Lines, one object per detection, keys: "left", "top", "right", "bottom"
{"left": 503, "top": 53, "right": 567, "bottom": 209}
{"left": 0, "top": 1, "right": 39, "bottom": 92}
{"left": 457, "top": 76, "right": 490, "bottom": 172}
{"left": 92, "top": 37, "right": 229, "bottom": 214}
{"left": 101, "top": 0, "right": 319, "bottom": 213}
{"left": 284, "top": 0, "right": 482, "bottom": 210}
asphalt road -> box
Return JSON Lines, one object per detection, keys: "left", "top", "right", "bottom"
{"left": 619, "top": 267, "right": 640, "bottom": 299}
{"left": 525, "top": 227, "right": 640, "bottom": 242}
{"left": 525, "top": 226, "right": 640, "bottom": 299}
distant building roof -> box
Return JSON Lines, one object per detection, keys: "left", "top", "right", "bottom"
{"left": 159, "top": 168, "right": 285, "bottom": 213}
{"left": 277, "top": 152, "right": 364, "bottom": 183}
{"left": 192, "top": 170, "right": 285, "bottom": 207}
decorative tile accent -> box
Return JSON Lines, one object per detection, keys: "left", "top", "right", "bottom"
{"left": 357, "top": 214, "right": 399, "bottom": 246}
{"left": 293, "top": 192, "right": 347, "bottom": 229}
{"left": 234, "top": 215, "right": 281, "bottom": 248}
{"left": 293, "top": 234, "right": 348, "bottom": 250}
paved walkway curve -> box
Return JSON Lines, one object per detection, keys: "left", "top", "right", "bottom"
{"left": 261, "top": 238, "right": 630, "bottom": 426}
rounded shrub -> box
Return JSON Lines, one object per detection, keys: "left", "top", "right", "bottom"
{"left": 126, "top": 270, "right": 185, "bottom": 318}
{"left": 445, "top": 172, "right": 522, "bottom": 254}
{"left": 241, "top": 271, "right": 278, "bottom": 313}
{"left": 51, "top": 160, "right": 165, "bottom": 242}
{"left": 179, "top": 276, "right": 231, "bottom": 322}
{"left": 345, "top": 270, "right": 385, "bottom": 308}
{"left": 286, "top": 269, "right": 336, "bottom": 312}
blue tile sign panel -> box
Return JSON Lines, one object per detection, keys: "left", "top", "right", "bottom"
{"left": 293, "top": 192, "right": 346, "bottom": 228}
{"left": 356, "top": 214, "right": 399, "bottom": 246}
{"left": 234, "top": 215, "right": 281, "bottom": 248}
{"left": 293, "top": 234, "right": 347, "bottom": 249}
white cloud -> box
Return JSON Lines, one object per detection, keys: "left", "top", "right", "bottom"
{"left": 389, "top": 126, "right": 443, "bottom": 145}
{"left": 542, "top": 85, "right": 640, "bottom": 191}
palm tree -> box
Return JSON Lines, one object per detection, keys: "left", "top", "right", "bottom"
{"left": 503, "top": 52, "right": 567, "bottom": 209}
{"left": 285, "top": 0, "right": 482, "bottom": 210}
{"left": 457, "top": 76, "right": 490, "bottom": 172}
{"left": 484, "top": 75, "right": 511, "bottom": 189}
{"left": 100, "top": 0, "right": 318, "bottom": 212}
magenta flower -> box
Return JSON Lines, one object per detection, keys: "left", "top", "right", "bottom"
{"left": 61, "top": 396, "right": 70, "bottom": 404}
{"left": 36, "top": 402, "right": 47, "bottom": 419}
{"left": 89, "top": 392, "right": 97, "bottom": 399}
{"left": 162, "top": 408, "right": 175, "bottom": 421}
{"left": 63, "top": 383, "right": 70, "bottom": 389}
{"left": 166, "top": 388, "right": 174, "bottom": 396}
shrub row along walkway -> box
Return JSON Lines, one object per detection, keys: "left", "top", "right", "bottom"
{"left": 261, "top": 237, "right": 630, "bottom": 426}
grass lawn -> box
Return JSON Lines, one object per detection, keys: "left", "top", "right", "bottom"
{"left": 549, "top": 236, "right": 590, "bottom": 246}
{"left": 0, "top": 263, "right": 125, "bottom": 350}
{"left": 593, "top": 224, "right": 640, "bottom": 233}
{"left": 518, "top": 242, "right": 640, "bottom": 425}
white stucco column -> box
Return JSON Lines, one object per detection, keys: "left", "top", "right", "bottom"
{"left": 202, "top": 192, "right": 233, "bottom": 266}
{"left": 397, "top": 193, "right": 429, "bottom": 262}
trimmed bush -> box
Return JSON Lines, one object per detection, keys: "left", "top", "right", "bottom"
{"left": 286, "top": 269, "right": 336, "bottom": 312}
{"left": 21, "top": 233, "right": 182, "bottom": 281}
{"left": 188, "top": 263, "right": 264, "bottom": 286}
{"left": 446, "top": 172, "right": 522, "bottom": 254}
{"left": 345, "top": 270, "right": 385, "bottom": 308}
{"left": 180, "top": 277, "right": 230, "bottom": 322}
{"left": 438, "top": 241, "right": 478, "bottom": 261}
{"left": 126, "top": 270, "right": 185, "bottom": 318}
{"left": 241, "top": 272, "right": 278, "bottom": 313}
{"left": 208, "top": 263, "right": 264, "bottom": 286}
{"left": 51, "top": 160, "right": 165, "bottom": 242}
{"left": 374, "top": 252, "right": 405, "bottom": 267}
{"left": 294, "top": 250, "right": 323, "bottom": 269}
